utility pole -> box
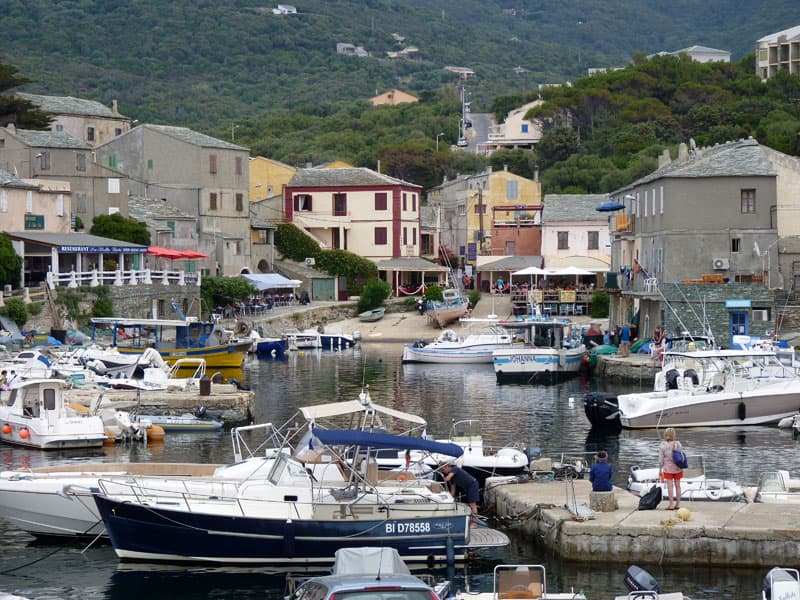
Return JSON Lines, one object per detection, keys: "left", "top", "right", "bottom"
{"left": 477, "top": 188, "right": 485, "bottom": 254}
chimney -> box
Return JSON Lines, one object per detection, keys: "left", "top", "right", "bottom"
{"left": 6, "top": 123, "right": 15, "bottom": 134}
{"left": 658, "top": 149, "right": 671, "bottom": 168}
{"left": 112, "top": 99, "right": 119, "bottom": 114}
{"left": 677, "top": 143, "right": 690, "bottom": 164}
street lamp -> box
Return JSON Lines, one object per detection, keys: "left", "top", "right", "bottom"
{"left": 436, "top": 132, "right": 445, "bottom": 152}
{"left": 231, "top": 124, "right": 240, "bottom": 141}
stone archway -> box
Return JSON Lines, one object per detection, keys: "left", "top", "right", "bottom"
{"left": 240, "top": 267, "right": 251, "bottom": 275}
{"left": 257, "top": 259, "right": 270, "bottom": 273}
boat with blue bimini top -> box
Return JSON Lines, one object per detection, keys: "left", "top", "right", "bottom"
{"left": 492, "top": 316, "right": 586, "bottom": 385}
{"left": 92, "top": 425, "right": 509, "bottom": 565}
{"left": 90, "top": 317, "right": 252, "bottom": 369}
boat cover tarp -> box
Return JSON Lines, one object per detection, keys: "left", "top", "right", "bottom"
{"left": 299, "top": 399, "right": 427, "bottom": 425}
{"left": 332, "top": 547, "right": 411, "bottom": 576}
{"left": 312, "top": 427, "right": 464, "bottom": 457}
{"left": 242, "top": 273, "right": 301, "bottom": 290}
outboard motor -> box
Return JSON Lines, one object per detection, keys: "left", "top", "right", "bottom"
{"left": 624, "top": 565, "right": 660, "bottom": 593}
{"left": 194, "top": 406, "right": 208, "bottom": 419}
{"left": 665, "top": 368, "right": 680, "bottom": 390}
{"left": 683, "top": 368, "right": 699, "bottom": 386}
{"left": 763, "top": 567, "right": 800, "bottom": 600}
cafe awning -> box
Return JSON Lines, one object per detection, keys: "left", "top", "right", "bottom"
{"left": 241, "top": 273, "right": 302, "bottom": 290}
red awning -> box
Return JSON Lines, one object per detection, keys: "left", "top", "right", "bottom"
{"left": 147, "top": 246, "right": 186, "bottom": 260}
{"left": 177, "top": 249, "right": 210, "bottom": 259}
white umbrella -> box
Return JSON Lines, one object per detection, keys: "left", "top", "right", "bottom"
{"left": 511, "top": 266, "right": 551, "bottom": 288}
{"left": 548, "top": 266, "right": 594, "bottom": 276}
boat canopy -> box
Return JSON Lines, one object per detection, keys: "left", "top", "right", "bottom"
{"left": 312, "top": 427, "right": 464, "bottom": 458}
{"left": 299, "top": 399, "right": 427, "bottom": 425}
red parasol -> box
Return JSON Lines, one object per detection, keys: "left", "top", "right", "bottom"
{"left": 147, "top": 246, "right": 186, "bottom": 260}
{"left": 177, "top": 249, "right": 210, "bottom": 259}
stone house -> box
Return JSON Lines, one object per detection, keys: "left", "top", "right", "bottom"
{"left": 606, "top": 139, "right": 796, "bottom": 346}
{"left": 96, "top": 124, "right": 251, "bottom": 276}
{"left": 0, "top": 125, "right": 128, "bottom": 221}
{"left": 541, "top": 194, "right": 611, "bottom": 275}
{"left": 0, "top": 169, "right": 72, "bottom": 235}
{"left": 17, "top": 93, "right": 132, "bottom": 147}
{"left": 370, "top": 89, "right": 419, "bottom": 107}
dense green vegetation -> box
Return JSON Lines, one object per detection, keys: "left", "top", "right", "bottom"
{"left": 357, "top": 279, "right": 391, "bottom": 313}
{"left": 89, "top": 214, "right": 151, "bottom": 246}
{"left": 0, "top": 234, "right": 22, "bottom": 289}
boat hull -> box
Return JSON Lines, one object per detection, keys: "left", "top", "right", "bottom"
{"left": 117, "top": 341, "right": 250, "bottom": 368}
{"left": 94, "top": 494, "right": 470, "bottom": 564}
{"left": 493, "top": 347, "right": 586, "bottom": 384}
{"left": 402, "top": 345, "right": 496, "bottom": 364}
{"left": 618, "top": 381, "right": 800, "bottom": 428}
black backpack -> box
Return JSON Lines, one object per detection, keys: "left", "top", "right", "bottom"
{"left": 638, "top": 485, "right": 662, "bottom": 510}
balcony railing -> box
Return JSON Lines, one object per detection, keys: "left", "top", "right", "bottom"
{"left": 612, "top": 213, "right": 635, "bottom": 234}
{"left": 46, "top": 269, "right": 201, "bottom": 289}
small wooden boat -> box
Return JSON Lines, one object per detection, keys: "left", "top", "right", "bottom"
{"left": 358, "top": 307, "right": 385, "bottom": 322}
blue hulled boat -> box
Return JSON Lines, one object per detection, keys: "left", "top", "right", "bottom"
{"left": 93, "top": 427, "right": 508, "bottom": 564}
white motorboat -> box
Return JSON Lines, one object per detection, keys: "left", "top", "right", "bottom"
{"left": 628, "top": 455, "right": 745, "bottom": 502}
{"left": 370, "top": 418, "right": 529, "bottom": 485}
{"left": 401, "top": 326, "right": 519, "bottom": 364}
{"left": 0, "top": 379, "right": 106, "bottom": 450}
{"left": 754, "top": 470, "right": 800, "bottom": 503}
{"left": 452, "top": 563, "right": 586, "bottom": 599}
{"left": 762, "top": 567, "right": 800, "bottom": 599}
{"left": 283, "top": 328, "right": 355, "bottom": 351}
{"left": 104, "top": 357, "right": 206, "bottom": 391}
{"left": 617, "top": 348, "right": 800, "bottom": 428}
{"left": 492, "top": 317, "right": 586, "bottom": 384}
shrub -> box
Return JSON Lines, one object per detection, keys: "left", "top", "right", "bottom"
{"left": 1, "top": 298, "right": 28, "bottom": 328}
{"left": 27, "top": 301, "right": 43, "bottom": 316}
{"left": 55, "top": 288, "right": 86, "bottom": 323}
{"left": 357, "top": 279, "right": 391, "bottom": 313}
{"left": 590, "top": 289, "right": 610, "bottom": 318}
{"left": 424, "top": 286, "right": 443, "bottom": 302}
{"left": 275, "top": 223, "right": 321, "bottom": 262}
{"left": 468, "top": 289, "right": 481, "bottom": 309}
{"left": 92, "top": 297, "right": 114, "bottom": 318}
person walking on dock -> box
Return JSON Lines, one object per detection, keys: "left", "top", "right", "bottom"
{"left": 659, "top": 427, "right": 683, "bottom": 510}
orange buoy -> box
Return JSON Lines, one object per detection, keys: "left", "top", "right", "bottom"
{"left": 1, "top": 424, "right": 10, "bottom": 435}
{"left": 19, "top": 428, "right": 30, "bottom": 439}
{"left": 147, "top": 425, "right": 166, "bottom": 441}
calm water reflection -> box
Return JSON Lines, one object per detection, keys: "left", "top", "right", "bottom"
{"left": 0, "top": 344, "right": 789, "bottom": 598}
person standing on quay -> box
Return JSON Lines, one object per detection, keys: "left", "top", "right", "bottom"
{"left": 659, "top": 427, "right": 683, "bottom": 510}
{"left": 620, "top": 323, "right": 631, "bottom": 357}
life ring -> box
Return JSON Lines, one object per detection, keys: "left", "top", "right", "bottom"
{"left": 707, "top": 488, "right": 722, "bottom": 500}
{"left": 396, "top": 471, "right": 414, "bottom": 481}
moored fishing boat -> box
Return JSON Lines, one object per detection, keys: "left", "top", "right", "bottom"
{"left": 90, "top": 317, "right": 251, "bottom": 368}
{"left": 452, "top": 563, "right": 586, "bottom": 599}
{"left": 358, "top": 307, "right": 385, "bottom": 322}
{"left": 427, "top": 288, "right": 469, "bottom": 328}
{"left": 402, "top": 325, "right": 519, "bottom": 364}
{"left": 92, "top": 426, "right": 509, "bottom": 564}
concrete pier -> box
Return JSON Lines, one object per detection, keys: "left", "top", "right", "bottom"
{"left": 66, "top": 384, "right": 255, "bottom": 424}
{"left": 485, "top": 476, "right": 800, "bottom": 567}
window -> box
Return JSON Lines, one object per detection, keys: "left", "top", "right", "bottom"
{"left": 0, "top": 191, "right": 6, "bottom": 212}
{"left": 235, "top": 156, "right": 243, "bottom": 176}
{"left": 413, "top": 228, "right": 417, "bottom": 245}
{"left": 333, "top": 193, "right": 347, "bottom": 216}
{"left": 643, "top": 191, "right": 648, "bottom": 217}
{"left": 56, "top": 194, "right": 64, "bottom": 217}
{"left": 210, "top": 192, "right": 218, "bottom": 210}
{"left": 588, "top": 231, "right": 599, "bottom": 250}
{"left": 147, "top": 159, "right": 153, "bottom": 170}
{"left": 108, "top": 154, "right": 117, "bottom": 169}
{"left": 660, "top": 186, "right": 664, "bottom": 214}
{"left": 651, "top": 188, "right": 655, "bottom": 215}
{"left": 374, "top": 192, "right": 387, "bottom": 210}
{"left": 55, "top": 124, "right": 63, "bottom": 132}
{"left": 209, "top": 154, "right": 217, "bottom": 175}
{"left": 403, "top": 193, "right": 407, "bottom": 211}
{"left": 75, "top": 192, "right": 87, "bottom": 213}
{"left": 167, "top": 221, "right": 175, "bottom": 238}
{"left": 374, "top": 227, "right": 388, "bottom": 245}
{"left": 39, "top": 151, "right": 51, "bottom": 170}
{"left": 115, "top": 128, "right": 122, "bottom": 136}
{"left": 458, "top": 204, "right": 466, "bottom": 216}
{"left": 252, "top": 229, "right": 268, "bottom": 245}
{"left": 412, "top": 194, "right": 416, "bottom": 211}
{"left": 293, "top": 194, "right": 312, "bottom": 212}
{"left": 521, "top": 123, "right": 529, "bottom": 133}
{"left": 506, "top": 180, "right": 519, "bottom": 200}
{"left": 26, "top": 191, "right": 32, "bottom": 213}
{"left": 235, "top": 193, "right": 244, "bottom": 212}
{"left": 76, "top": 153, "right": 86, "bottom": 171}
{"left": 732, "top": 238, "right": 741, "bottom": 253}
{"left": 228, "top": 241, "right": 241, "bottom": 255}
{"left": 557, "top": 231, "right": 569, "bottom": 250}
{"left": 43, "top": 388, "right": 56, "bottom": 411}
{"left": 741, "top": 189, "right": 756, "bottom": 213}
{"left": 87, "top": 127, "right": 95, "bottom": 142}
{"left": 403, "top": 227, "right": 408, "bottom": 245}
{"left": 108, "top": 178, "right": 120, "bottom": 194}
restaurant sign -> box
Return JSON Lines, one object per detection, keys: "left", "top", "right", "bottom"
{"left": 24, "top": 214, "right": 45, "bottom": 230}
{"left": 59, "top": 245, "right": 143, "bottom": 253}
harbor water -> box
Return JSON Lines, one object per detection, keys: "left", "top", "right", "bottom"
{"left": 0, "top": 343, "right": 792, "bottom": 599}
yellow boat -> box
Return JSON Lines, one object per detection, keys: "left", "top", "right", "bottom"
{"left": 90, "top": 317, "right": 251, "bottom": 369}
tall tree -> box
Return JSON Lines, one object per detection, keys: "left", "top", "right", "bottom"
{"left": 0, "top": 233, "right": 22, "bottom": 289}
{"left": 90, "top": 214, "right": 151, "bottom": 246}
{"left": 0, "top": 61, "right": 51, "bottom": 129}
